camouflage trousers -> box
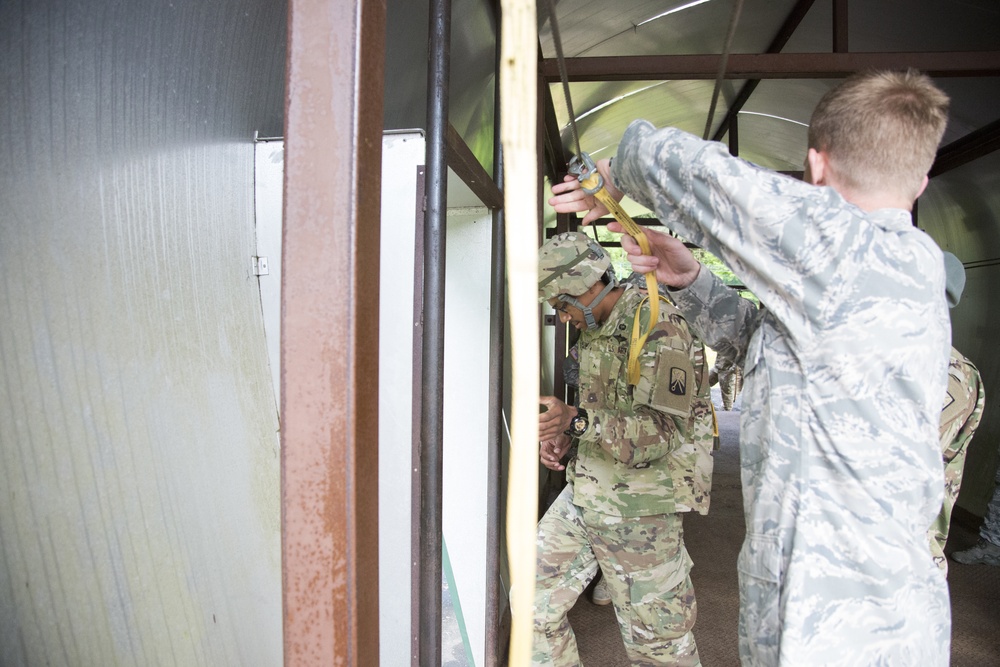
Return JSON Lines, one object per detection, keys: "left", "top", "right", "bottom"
{"left": 533, "top": 485, "right": 700, "bottom": 666}
{"left": 719, "top": 366, "right": 742, "bottom": 411}
{"left": 929, "top": 433, "right": 974, "bottom": 572}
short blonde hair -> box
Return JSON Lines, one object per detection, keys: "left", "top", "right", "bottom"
{"left": 808, "top": 70, "right": 950, "bottom": 200}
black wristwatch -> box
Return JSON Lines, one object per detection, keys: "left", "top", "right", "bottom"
{"left": 564, "top": 408, "right": 589, "bottom": 437}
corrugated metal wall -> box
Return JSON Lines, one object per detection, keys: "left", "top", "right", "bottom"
{"left": 0, "top": 1, "right": 287, "bottom": 665}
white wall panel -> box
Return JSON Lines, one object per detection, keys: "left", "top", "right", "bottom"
{"left": 378, "top": 131, "right": 425, "bottom": 667}
{"left": 442, "top": 206, "right": 493, "bottom": 667}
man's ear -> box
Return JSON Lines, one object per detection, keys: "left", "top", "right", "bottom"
{"left": 914, "top": 174, "right": 930, "bottom": 200}
{"left": 806, "top": 148, "right": 828, "bottom": 186}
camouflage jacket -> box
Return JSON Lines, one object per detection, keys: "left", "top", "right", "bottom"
{"left": 568, "top": 286, "right": 714, "bottom": 517}
{"left": 613, "top": 121, "right": 952, "bottom": 666}
{"left": 929, "top": 346, "right": 985, "bottom": 569}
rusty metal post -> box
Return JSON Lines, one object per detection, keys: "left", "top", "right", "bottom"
{"left": 282, "top": 0, "right": 385, "bottom": 664}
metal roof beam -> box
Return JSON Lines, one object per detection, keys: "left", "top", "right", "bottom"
{"left": 930, "top": 118, "right": 1000, "bottom": 177}
{"left": 445, "top": 122, "right": 503, "bottom": 209}
{"left": 833, "top": 0, "right": 849, "bottom": 53}
{"left": 541, "top": 51, "right": 1000, "bottom": 81}
{"left": 711, "top": 0, "right": 817, "bottom": 141}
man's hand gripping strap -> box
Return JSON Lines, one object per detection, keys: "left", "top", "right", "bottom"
{"left": 569, "top": 153, "right": 660, "bottom": 386}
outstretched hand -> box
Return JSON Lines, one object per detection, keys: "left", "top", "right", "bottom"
{"left": 540, "top": 434, "right": 573, "bottom": 471}
{"left": 547, "top": 158, "right": 621, "bottom": 226}
{"left": 607, "top": 222, "right": 702, "bottom": 289}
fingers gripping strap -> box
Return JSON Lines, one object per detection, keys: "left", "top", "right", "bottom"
{"left": 579, "top": 171, "right": 662, "bottom": 385}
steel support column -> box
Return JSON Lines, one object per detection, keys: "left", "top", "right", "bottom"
{"left": 282, "top": 0, "right": 385, "bottom": 664}
{"left": 485, "top": 22, "right": 506, "bottom": 662}
{"left": 419, "top": 0, "right": 451, "bottom": 664}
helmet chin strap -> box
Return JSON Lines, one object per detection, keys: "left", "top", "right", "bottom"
{"left": 558, "top": 280, "right": 617, "bottom": 330}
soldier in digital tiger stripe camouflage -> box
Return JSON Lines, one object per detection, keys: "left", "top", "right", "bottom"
{"left": 534, "top": 231, "right": 715, "bottom": 667}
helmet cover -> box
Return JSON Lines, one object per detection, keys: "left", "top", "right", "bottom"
{"left": 538, "top": 232, "right": 612, "bottom": 301}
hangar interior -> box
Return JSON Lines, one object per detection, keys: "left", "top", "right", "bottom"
{"left": 1, "top": 0, "right": 998, "bottom": 665}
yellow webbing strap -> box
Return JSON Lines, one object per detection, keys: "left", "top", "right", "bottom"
{"left": 579, "top": 171, "right": 660, "bottom": 386}
{"left": 629, "top": 293, "right": 671, "bottom": 384}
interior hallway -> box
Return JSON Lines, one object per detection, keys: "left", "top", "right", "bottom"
{"left": 569, "top": 390, "right": 1000, "bottom": 666}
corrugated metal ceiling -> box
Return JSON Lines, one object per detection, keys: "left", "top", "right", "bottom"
{"left": 539, "top": 0, "right": 1000, "bottom": 176}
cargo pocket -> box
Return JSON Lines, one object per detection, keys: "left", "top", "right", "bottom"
{"left": 736, "top": 533, "right": 782, "bottom": 654}
{"left": 626, "top": 549, "right": 695, "bottom": 646}
{"left": 737, "top": 338, "right": 768, "bottom": 468}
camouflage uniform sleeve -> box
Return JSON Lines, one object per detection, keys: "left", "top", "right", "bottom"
{"left": 667, "top": 264, "right": 759, "bottom": 368}
{"left": 582, "top": 404, "right": 682, "bottom": 467}
{"left": 563, "top": 344, "right": 580, "bottom": 390}
{"left": 609, "top": 120, "right": 946, "bottom": 346}
{"left": 940, "top": 348, "right": 985, "bottom": 464}
{"left": 931, "top": 347, "right": 986, "bottom": 567}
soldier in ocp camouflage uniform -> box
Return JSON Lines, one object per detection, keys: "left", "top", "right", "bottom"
{"left": 551, "top": 71, "right": 953, "bottom": 665}
{"left": 929, "top": 252, "right": 985, "bottom": 573}
{"left": 534, "top": 232, "right": 715, "bottom": 667}
{"left": 931, "top": 347, "right": 984, "bottom": 571}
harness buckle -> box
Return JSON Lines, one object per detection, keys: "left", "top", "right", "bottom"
{"left": 568, "top": 152, "right": 603, "bottom": 195}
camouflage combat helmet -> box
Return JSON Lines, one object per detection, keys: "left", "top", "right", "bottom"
{"left": 538, "top": 231, "right": 618, "bottom": 330}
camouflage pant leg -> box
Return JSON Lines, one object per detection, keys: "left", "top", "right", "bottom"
{"left": 533, "top": 485, "right": 601, "bottom": 667}
{"left": 929, "top": 442, "right": 971, "bottom": 572}
{"left": 981, "top": 463, "right": 1000, "bottom": 546}
{"left": 584, "top": 510, "right": 701, "bottom": 667}
{"left": 719, "top": 367, "right": 742, "bottom": 411}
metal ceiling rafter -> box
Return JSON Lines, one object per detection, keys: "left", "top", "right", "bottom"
{"left": 833, "top": 0, "right": 848, "bottom": 53}
{"left": 445, "top": 123, "right": 504, "bottom": 209}
{"left": 540, "top": 51, "right": 1000, "bottom": 81}
{"left": 711, "top": 0, "right": 818, "bottom": 142}
{"left": 930, "top": 117, "right": 1000, "bottom": 177}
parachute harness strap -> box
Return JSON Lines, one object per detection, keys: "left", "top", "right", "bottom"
{"left": 629, "top": 292, "right": 672, "bottom": 383}
{"left": 570, "top": 153, "right": 660, "bottom": 386}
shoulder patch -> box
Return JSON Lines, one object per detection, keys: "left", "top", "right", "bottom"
{"left": 669, "top": 367, "right": 688, "bottom": 396}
